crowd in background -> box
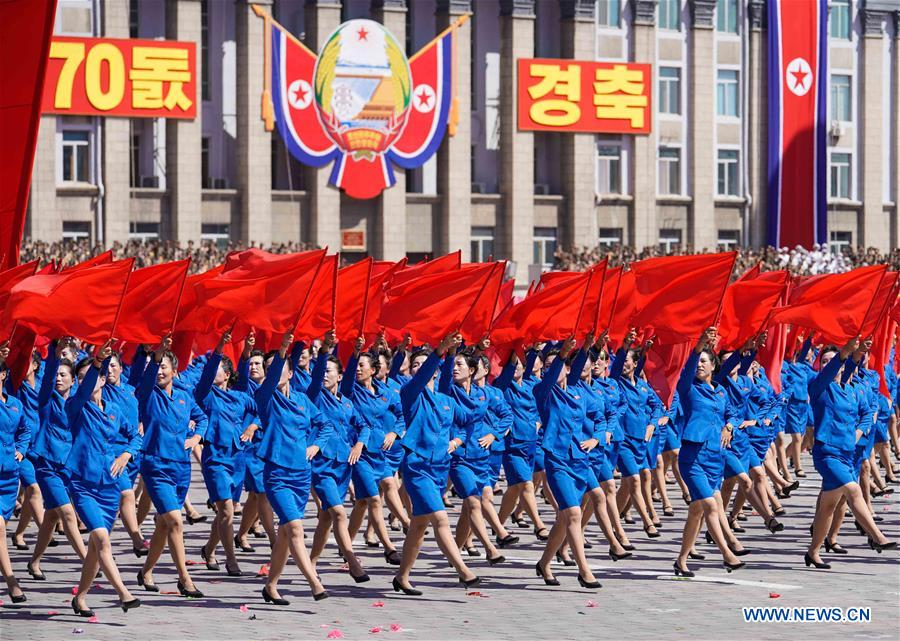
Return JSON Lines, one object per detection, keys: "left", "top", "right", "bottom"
{"left": 16, "top": 238, "right": 900, "bottom": 278}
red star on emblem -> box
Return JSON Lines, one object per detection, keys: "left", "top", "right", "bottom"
{"left": 416, "top": 87, "right": 431, "bottom": 107}
{"left": 790, "top": 68, "right": 808, "bottom": 90}
{"left": 357, "top": 26, "right": 369, "bottom": 41}
{"left": 292, "top": 84, "right": 308, "bottom": 104}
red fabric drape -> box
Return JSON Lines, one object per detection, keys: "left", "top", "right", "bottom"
{"left": 115, "top": 259, "right": 191, "bottom": 343}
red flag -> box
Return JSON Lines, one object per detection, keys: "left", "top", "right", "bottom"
{"left": 859, "top": 272, "right": 898, "bottom": 340}
{"left": 736, "top": 262, "right": 761, "bottom": 282}
{"left": 379, "top": 262, "right": 503, "bottom": 345}
{"left": 0, "top": 260, "right": 40, "bottom": 337}
{"left": 870, "top": 316, "right": 897, "bottom": 399}
{"left": 630, "top": 252, "right": 737, "bottom": 344}
{"left": 390, "top": 250, "right": 461, "bottom": 288}
{"left": 717, "top": 270, "right": 788, "bottom": 351}
{"left": 115, "top": 259, "right": 191, "bottom": 343}
{"left": 643, "top": 341, "right": 693, "bottom": 407}
{"left": 3, "top": 259, "right": 134, "bottom": 343}
{"left": 573, "top": 261, "right": 609, "bottom": 341}
{"left": 606, "top": 269, "right": 635, "bottom": 346}
{"left": 62, "top": 249, "right": 114, "bottom": 272}
{"left": 492, "top": 278, "right": 516, "bottom": 323}
{"left": 294, "top": 254, "right": 338, "bottom": 341}
{"left": 0, "top": 0, "right": 57, "bottom": 271}
{"left": 196, "top": 249, "right": 327, "bottom": 334}
{"left": 172, "top": 264, "right": 226, "bottom": 333}
{"left": 336, "top": 257, "right": 373, "bottom": 344}
{"left": 364, "top": 258, "right": 408, "bottom": 339}
{"left": 756, "top": 280, "right": 792, "bottom": 395}
{"left": 769, "top": 265, "right": 888, "bottom": 344}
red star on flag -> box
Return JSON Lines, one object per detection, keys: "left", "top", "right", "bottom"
{"left": 416, "top": 87, "right": 431, "bottom": 107}
{"left": 357, "top": 26, "right": 368, "bottom": 41}
{"left": 292, "top": 84, "right": 308, "bottom": 104}
{"left": 790, "top": 68, "right": 808, "bottom": 91}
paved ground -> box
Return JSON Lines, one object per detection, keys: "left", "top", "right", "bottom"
{"left": 2, "top": 454, "right": 899, "bottom": 641}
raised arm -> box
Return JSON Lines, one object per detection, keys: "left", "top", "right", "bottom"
{"left": 305, "top": 335, "right": 333, "bottom": 403}
{"left": 714, "top": 350, "right": 743, "bottom": 384}
{"left": 522, "top": 348, "right": 539, "bottom": 381}
{"left": 38, "top": 341, "right": 61, "bottom": 406}
{"left": 493, "top": 354, "right": 517, "bottom": 391}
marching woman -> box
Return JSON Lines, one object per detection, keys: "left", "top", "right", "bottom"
{"left": 256, "top": 332, "right": 334, "bottom": 604}
{"left": 341, "top": 337, "right": 405, "bottom": 562}
{"left": 194, "top": 331, "right": 258, "bottom": 577}
{"left": 26, "top": 339, "right": 87, "bottom": 580}
{"left": 673, "top": 327, "right": 747, "bottom": 577}
{"left": 609, "top": 330, "right": 663, "bottom": 538}
{"left": 304, "top": 331, "right": 373, "bottom": 581}
{"left": 806, "top": 337, "right": 896, "bottom": 569}
{"left": 0, "top": 346, "right": 30, "bottom": 603}
{"left": 135, "top": 336, "right": 208, "bottom": 597}
{"left": 533, "top": 336, "right": 601, "bottom": 589}
{"left": 392, "top": 334, "right": 481, "bottom": 595}
{"left": 66, "top": 343, "right": 141, "bottom": 615}
{"left": 494, "top": 350, "right": 550, "bottom": 541}
{"left": 781, "top": 337, "right": 815, "bottom": 478}
{"left": 440, "top": 346, "right": 510, "bottom": 564}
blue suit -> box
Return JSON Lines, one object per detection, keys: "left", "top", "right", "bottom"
{"left": 0, "top": 390, "right": 30, "bottom": 520}
{"left": 493, "top": 357, "right": 541, "bottom": 486}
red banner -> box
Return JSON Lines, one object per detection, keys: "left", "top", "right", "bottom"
{"left": 42, "top": 36, "right": 197, "bottom": 119}
{"left": 517, "top": 58, "right": 651, "bottom": 134}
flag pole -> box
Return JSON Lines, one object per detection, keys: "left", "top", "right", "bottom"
{"left": 357, "top": 257, "right": 374, "bottom": 342}
{"left": 168, "top": 258, "right": 192, "bottom": 336}
{"left": 712, "top": 251, "right": 739, "bottom": 328}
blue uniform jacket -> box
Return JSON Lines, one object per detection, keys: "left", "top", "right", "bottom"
{"left": 0, "top": 392, "right": 29, "bottom": 474}
{"left": 399, "top": 352, "right": 464, "bottom": 462}
{"left": 533, "top": 356, "right": 588, "bottom": 460}
{"left": 677, "top": 351, "right": 739, "bottom": 448}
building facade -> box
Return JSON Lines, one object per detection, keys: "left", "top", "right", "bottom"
{"left": 27, "top": 0, "right": 900, "bottom": 285}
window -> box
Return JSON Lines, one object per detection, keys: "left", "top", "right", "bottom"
{"left": 129, "top": 222, "right": 160, "bottom": 242}
{"left": 62, "top": 221, "right": 90, "bottom": 241}
{"left": 658, "top": 229, "right": 682, "bottom": 253}
{"left": 830, "top": 0, "right": 851, "bottom": 40}
{"left": 717, "top": 149, "right": 740, "bottom": 196}
{"left": 129, "top": 1, "right": 139, "bottom": 38}
{"left": 130, "top": 132, "right": 141, "bottom": 187}
{"left": 658, "top": 0, "right": 680, "bottom": 31}
{"left": 658, "top": 147, "right": 681, "bottom": 195}
{"left": 596, "top": 143, "right": 622, "bottom": 194}
{"left": 60, "top": 129, "right": 91, "bottom": 183}
{"left": 597, "top": 0, "right": 621, "bottom": 27}
{"left": 598, "top": 228, "right": 623, "bottom": 249}
{"left": 658, "top": 67, "right": 681, "bottom": 115}
{"left": 717, "top": 229, "right": 740, "bottom": 250}
{"left": 716, "top": 69, "right": 739, "bottom": 117}
{"left": 829, "top": 230, "right": 852, "bottom": 253}
{"left": 829, "top": 152, "right": 851, "bottom": 199}
{"left": 201, "top": 0, "right": 210, "bottom": 101}
{"left": 56, "top": 0, "right": 93, "bottom": 36}
{"left": 533, "top": 228, "right": 557, "bottom": 269}
{"left": 201, "top": 136, "right": 210, "bottom": 188}
{"left": 470, "top": 227, "right": 495, "bottom": 263}
{"left": 716, "top": 0, "right": 738, "bottom": 33}
{"left": 830, "top": 74, "right": 851, "bottom": 122}
{"left": 201, "top": 223, "right": 230, "bottom": 248}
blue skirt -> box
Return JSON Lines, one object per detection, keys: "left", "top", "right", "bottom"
{"left": 663, "top": 424, "right": 682, "bottom": 452}
{"left": 678, "top": 441, "right": 724, "bottom": 502}
{"left": 812, "top": 441, "right": 855, "bottom": 491}
{"left": 502, "top": 443, "right": 535, "bottom": 486}
{"left": 31, "top": 455, "right": 72, "bottom": 510}
{"left": 747, "top": 430, "right": 772, "bottom": 461}
{"left": 0, "top": 468, "right": 18, "bottom": 521}
{"left": 243, "top": 447, "right": 266, "bottom": 494}
{"left": 352, "top": 450, "right": 384, "bottom": 501}
{"left": 590, "top": 445, "right": 614, "bottom": 483}
{"left": 487, "top": 451, "right": 503, "bottom": 487}
{"left": 311, "top": 456, "right": 351, "bottom": 511}
{"left": 382, "top": 442, "right": 405, "bottom": 480}
{"left": 115, "top": 457, "right": 141, "bottom": 493}
{"left": 533, "top": 446, "right": 546, "bottom": 473}
{"left": 544, "top": 450, "right": 589, "bottom": 511}
{"left": 645, "top": 430, "right": 662, "bottom": 470}
{"left": 201, "top": 444, "right": 241, "bottom": 504}
{"left": 617, "top": 434, "right": 648, "bottom": 477}
{"left": 449, "top": 455, "right": 490, "bottom": 499}
{"left": 264, "top": 460, "right": 311, "bottom": 523}
{"left": 68, "top": 475, "right": 119, "bottom": 532}
{"left": 140, "top": 454, "right": 191, "bottom": 514}
{"left": 874, "top": 419, "right": 890, "bottom": 444}
{"left": 783, "top": 400, "right": 808, "bottom": 435}
{"left": 18, "top": 456, "right": 36, "bottom": 486}
{"left": 401, "top": 450, "right": 450, "bottom": 516}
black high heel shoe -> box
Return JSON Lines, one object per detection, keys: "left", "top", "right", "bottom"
{"left": 391, "top": 577, "right": 422, "bottom": 596}
{"left": 234, "top": 534, "right": 254, "bottom": 553}
{"left": 728, "top": 544, "right": 751, "bottom": 557}
{"left": 608, "top": 548, "right": 632, "bottom": 562}
{"left": 773, "top": 507, "right": 786, "bottom": 517}
{"left": 644, "top": 525, "right": 660, "bottom": 538}
{"left": 384, "top": 549, "right": 402, "bottom": 565}
{"left": 177, "top": 580, "right": 204, "bottom": 598}
{"left": 688, "top": 550, "right": 706, "bottom": 560}
{"left": 728, "top": 519, "right": 746, "bottom": 534}
{"left": 868, "top": 538, "right": 898, "bottom": 553}
{"left": 225, "top": 562, "right": 244, "bottom": 577}
{"left": 803, "top": 553, "right": 831, "bottom": 569}
{"left": 766, "top": 518, "right": 784, "bottom": 533}
{"left": 132, "top": 543, "right": 149, "bottom": 558}
{"left": 10, "top": 591, "right": 26, "bottom": 604}
{"left": 853, "top": 520, "right": 867, "bottom": 536}
{"left": 464, "top": 544, "right": 481, "bottom": 557}
{"left": 185, "top": 513, "right": 207, "bottom": 525}
{"left": 136, "top": 569, "right": 159, "bottom": 592}
{"left": 365, "top": 539, "right": 380, "bottom": 548}
{"left": 555, "top": 551, "right": 576, "bottom": 566}
{"left": 673, "top": 561, "right": 694, "bottom": 578}
{"left": 26, "top": 561, "right": 46, "bottom": 581}
{"left": 577, "top": 575, "right": 601, "bottom": 589}
{"left": 487, "top": 554, "right": 506, "bottom": 566}
{"left": 200, "top": 544, "right": 220, "bottom": 571}
{"left": 261, "top": 586, "right": 290, "bottom": 605}
{"left": 723, "top": 560, "right": 745, "bottom": 573}
{"left": 350, "top": 570, "right": 371, "bottom": 583}
{"left": 313, "top": 590, "right": 329, "bottom": 601}
{"left": 120, "top": 598, "right": 141, "bottom": 612}
{"left": 704, "top": 531, "right": 714, "bottom": 545}
{"left": 71, "top": 596, "right": 95, "bottom": 617}
{"left": 10, "top": 534, "right": 27, "bottom": 551}
{"left": 534, "top": 527, "right": 550, "bottom": 541}
{"left": 496, "top": 533, "right": 519, "bottom": 548}
{"left": 824, "top": 539, "right": 847, "bottom": 554}
{"left": 663, "top": 507, "right": 675, "bottom": 517}
{"left": 459, "top": 575, "right": 481, "bottom": 589}
{"left": 535, "top": 561, "right": 560, "bottom": 586}
{"left": 614, "top": 533, "right": 636, "bottom": 551}
{"left": 513, "top": 515, "right": 529, "bottom": 528}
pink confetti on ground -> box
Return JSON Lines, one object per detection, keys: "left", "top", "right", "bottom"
{"left": 369, "top": 627, "right": 382, "bottom": 634}
{"left": 320, "top": 625, "right": 330, "bottom": 629}
{"left": 87, "top": 616, "right": 99, "bottom": 624}
{"left": 185, "top": 560, "right": 199, "bottom": 566}
{"left": 371, "top": 601, "right": 385, "bottom": 608}
{"left": 769, "top": 593, "right": 781, "bottom": 599}
{"left": 466, "top": 591, "right": 489, "bottom": 598}
{"left": 326, "top": 630, "right": 344, "bottom": 639}
{"left": 390, "top": 624, "right": 403, "bottom": 632}
{"left": 586, "top": 600, "right": 598, "bottom": 608}
{"left": 239, "top": 604, "right": 250, "bottom": 613}
{"left": 48, "top": 611, "right": 59, "bottom": 615}
{"left": 71, "top": 586, "right": 78, "bottom": 595}
{"left": 257, "top": 564, "right": 270, "bottom": 577}
{"left": 160, "top": 591, "right": 179, "bottom": 595}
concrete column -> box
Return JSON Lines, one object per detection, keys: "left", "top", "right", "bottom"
{"left": 236, "top": 0, "right": 272, "bottom": 246}
{"left": 860, "top": 6, "right": 887, "bottom": 249}
{"left": 101, "top": 0, "right": 130, "bottom": 245}
{"left": 371, "top": 0, "right": 407, "bottom": 260}
{"left": 499, "top": 0, "right": 535, "bottom": 283}
{"left": 435, "top": 0, "right": 472, "bottom": 261}
{"left": 304, "top": 0, "right": 342, "bottom": 250}
{"left": 28, "top": 116, "right": 60, "bottom": 241}
{"left": 165, "top": 0, "right": 203, "bottom": 242}
{"left": 893, "top": 11, "right": 900, "bottom": 249}
{"left": 688, "top": 0, "right": 717, "bottom": 251}
{"left": 747, "top": 0, "right": 766, "bottom": 247}
{"left": 559, "top": 1, "right": 597, "bottom": 252}
{"left": 630, "top": 0, "right": 657, "bottom": 249}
